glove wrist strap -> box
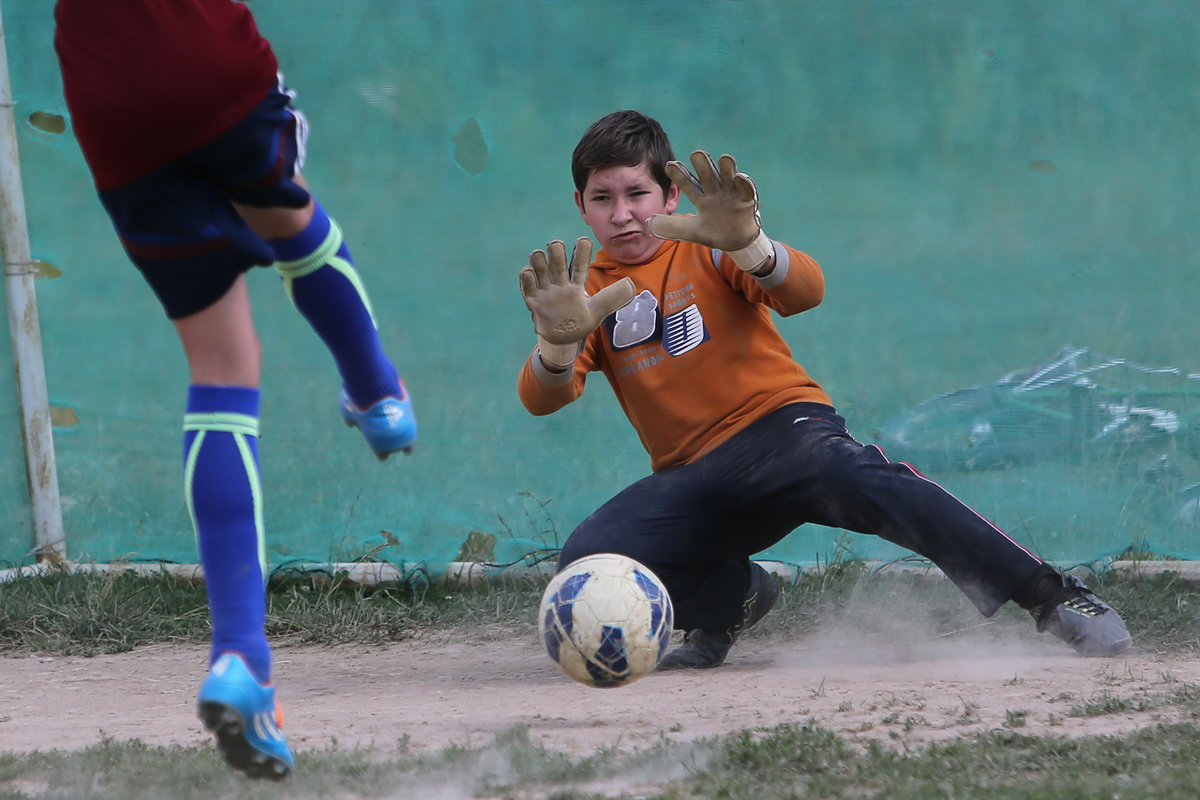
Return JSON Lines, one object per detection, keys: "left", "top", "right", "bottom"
{"left": 537, "top": 339, "right": 580, "bottom": 370}
{"left": 728, "top": 230, "right": 773, "bottom": 272}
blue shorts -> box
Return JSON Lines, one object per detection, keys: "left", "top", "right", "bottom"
{"left": 98, "top": 78, "right": 311, "bottom": 320}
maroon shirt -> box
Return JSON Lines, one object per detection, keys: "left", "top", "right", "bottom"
{"left": 54, "top": 0, "right": 279, "bottom": 190}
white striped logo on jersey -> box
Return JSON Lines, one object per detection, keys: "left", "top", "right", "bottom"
{"left": 663, "top": 304, "right": 708, "bottom": 356}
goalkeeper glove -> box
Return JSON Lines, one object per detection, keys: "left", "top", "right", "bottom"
{"left": 519, "top": 237, "right": 634, "bottom": 370}
{"left": 648, "top": 150, "right": 774, "bottom": 272}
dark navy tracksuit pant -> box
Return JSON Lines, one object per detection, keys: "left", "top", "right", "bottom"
{"left": 559, "top": 403, "right": 1045, "bottom": 632}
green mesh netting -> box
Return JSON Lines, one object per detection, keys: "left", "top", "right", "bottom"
{"left": 3, "top": 1, "right": 1198, "bottom": 573}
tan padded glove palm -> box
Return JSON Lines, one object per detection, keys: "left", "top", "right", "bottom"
{"left": 519, "top": 237, "right": 635, "bottom": 369}
{"left": 648, "top": 150, "right": 773, "bottom": 271}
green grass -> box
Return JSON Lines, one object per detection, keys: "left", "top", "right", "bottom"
{"left": 0, "top": 567, "right": 546, "bottom": 654}
{"left": 3, "top": 562, "right": 1200, "bottom": 798}
{"left": 4, "top": 721, "right": 1200, "bottom": 799}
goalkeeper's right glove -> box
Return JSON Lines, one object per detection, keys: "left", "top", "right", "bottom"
{"left": 519, "top": 237, "right": 634, "bottom": 370}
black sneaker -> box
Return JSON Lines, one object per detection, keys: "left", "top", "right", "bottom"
{"left": 657, "top": 627, "right": 734, "bottom": 669}
{"left": 658, "top": 563, "right": 781, "bottom": 670}
{"left": 1031, "top": 573, "right": 1133, "bottom": 657}
{"left": 739, "top": 562, "right": 781, "bottom": 633}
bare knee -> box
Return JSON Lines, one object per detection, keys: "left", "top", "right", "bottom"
{"left": 233, "top": 173, "right": 315, "bottom": 241}
{"left": 234, "top": 199, "right": 315, "bottom": 241}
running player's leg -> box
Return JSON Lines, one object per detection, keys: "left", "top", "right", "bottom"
{"left": 194, "top": 76, "right": 415, "bottom": 458}
{"left": 99, "top": 165, "right": 293, "bottom": 777}
{"left": 181, "top": 362, "right": 292, "bottom": 778}
{"left": 174, "top": 278, "right": 273, "bottom": 678}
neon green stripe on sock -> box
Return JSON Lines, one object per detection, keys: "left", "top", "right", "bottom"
{"left": 274, "top": 219, "right": 342, "bottom": 281}
{"left": 183, "top": 412, "right": 259, "bottom": 437}
{"left": 181, "top": 423, "right": 268, "bottom": 586}
{"left": 182, "top": 429, "right": 205, "bottom": 545}
{"left": 233, "top": 430, "right": 269, "bottom": 584}
{"left": 273, "top": 219, "right": 379, "bottom": 327}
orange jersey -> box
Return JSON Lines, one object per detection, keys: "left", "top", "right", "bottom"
{"left": 518, "top": 239, "right": 833, "bottom": 471}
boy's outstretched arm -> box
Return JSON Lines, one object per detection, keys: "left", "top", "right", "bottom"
{"left": 517, "top": 237, "right": 633, "bottom": 413}
{"left": 648, "top": 150, "right": 775, "bottom": 275}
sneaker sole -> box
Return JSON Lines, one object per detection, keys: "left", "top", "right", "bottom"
{"left": 198, "top": 701, "right": 292, "bottom": 781}
{"left": 1075, "top": 629, "right": 1133, "bottom": 658}
{"left": 657, "top": 650, "right": 727, "bottom": 670}
{"left": 340, "top": 415, "right": 416, "bottom": 460}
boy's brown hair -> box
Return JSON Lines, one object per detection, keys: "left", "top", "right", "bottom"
{"left": 571, "top": 110, "right": 676, "bottom": 202}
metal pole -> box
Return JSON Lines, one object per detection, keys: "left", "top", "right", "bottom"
{"left": 0, "top": 3, "right": 66, "bottom": 562}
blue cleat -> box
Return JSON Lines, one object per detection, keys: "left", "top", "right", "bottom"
{"left": 197, "top": 653, "right": 295, "bottom": 780}
{"left": 339, "top": 381, "right": 418, "bottom": 460}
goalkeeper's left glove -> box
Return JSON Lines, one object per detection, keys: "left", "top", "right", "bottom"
{"left": 648, "top": 150, "right": 773, "bottom": 272}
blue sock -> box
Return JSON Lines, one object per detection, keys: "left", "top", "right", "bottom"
{"left": 184, "top": 385, "right": 272, "bottom": 684}
{"left": 272, "top": 202, "right": 400, "bottom": 407}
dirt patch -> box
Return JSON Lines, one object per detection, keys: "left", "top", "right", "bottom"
{"left": 2, "top": 626, "right": 1195, "bottom": 758}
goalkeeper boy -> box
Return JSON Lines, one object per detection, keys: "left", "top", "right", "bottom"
{"left": 516, "top": 109, "right": 1132, "bottom": 669}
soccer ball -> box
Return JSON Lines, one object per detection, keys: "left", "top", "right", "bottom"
{"left": 539, "top": 553, "right": 674, "bottom": 688}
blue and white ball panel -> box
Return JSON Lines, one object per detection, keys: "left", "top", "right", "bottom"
{"left": 539, "top": 554, "right": 674, "bottom": 688}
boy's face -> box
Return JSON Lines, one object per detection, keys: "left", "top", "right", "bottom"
{"left": 574, "top": 161, "right": 680, "bottom": 265}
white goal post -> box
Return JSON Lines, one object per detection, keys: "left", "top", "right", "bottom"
{"left": 0, "top": 1, "right": 66, "bottom": 563}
